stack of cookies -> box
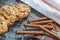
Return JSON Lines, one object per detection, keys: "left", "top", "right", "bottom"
{"left": 0, "top": 3, "right": 30, "bottom": 34}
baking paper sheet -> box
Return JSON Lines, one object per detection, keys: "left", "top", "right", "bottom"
{"left": 21, "top": 0, "right": 60, "bottom": 25}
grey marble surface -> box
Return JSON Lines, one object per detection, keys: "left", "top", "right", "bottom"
{"left": 0, "top": 0, "right": 16, "bottom": 6}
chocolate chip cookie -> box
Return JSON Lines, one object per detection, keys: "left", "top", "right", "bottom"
{"left": 13, "top": 3, "right": 30, "bottom": 18}
{"left": 0, "top": 5, "right": 17, "bottom": 25}
{"left": 0, "top": 15, "right": 8, "bottom": 34}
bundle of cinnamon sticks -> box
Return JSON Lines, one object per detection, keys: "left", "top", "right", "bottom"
{"left": 16, "top": 17, "right": 60, "bottom": 40}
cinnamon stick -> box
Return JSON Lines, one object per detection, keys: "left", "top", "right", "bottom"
{"left": 16, "top": 30, "right": 45, "bottom": 35}
{"left": 29, "top": 17, "right": 49, "bottom": 23}
{"left": 24, "top": 24, "right": 53, "bottom": 29}
{"left": 24, "top": 24, "right": 60, "bottom": 40}
{"left": 30, "top": 20, "right": 54, "bottom": 24}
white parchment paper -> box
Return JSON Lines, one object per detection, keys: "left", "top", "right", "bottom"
{"left": 21, "top": 0, "right": 60, "bottom": 25}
